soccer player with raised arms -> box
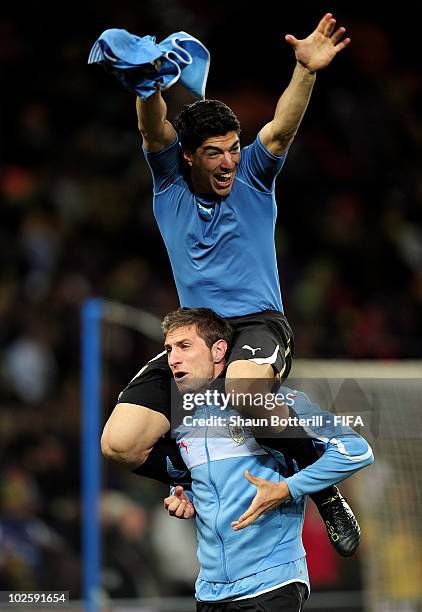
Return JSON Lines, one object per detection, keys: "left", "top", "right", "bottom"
{"left": 101, "top": 13, "right": 360, "bottom": 555}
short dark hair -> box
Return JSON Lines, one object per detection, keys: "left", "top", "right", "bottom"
{"left": 162, "top": 307, "right": 233, "bottom": 348}
{"left": 174, "top": 99, "right": 241, "bottom": 153}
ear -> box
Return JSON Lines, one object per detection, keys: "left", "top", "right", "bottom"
{"left": 212, "top": 339, "right": 228, "bottom": 364}
{"left": 183, "top": 150, "right": 193, "bottom": 166}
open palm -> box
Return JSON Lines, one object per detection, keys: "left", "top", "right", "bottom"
{"left": 286, "top": 13, "right": 350, "bottom": 73}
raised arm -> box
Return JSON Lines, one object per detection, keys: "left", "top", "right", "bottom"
{"left": 260, "top": 13, "right": 350, "bottom": 156}
{"left": 136, "top": 88, "right": 177, "bottom": 152}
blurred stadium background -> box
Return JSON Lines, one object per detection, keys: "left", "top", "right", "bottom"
{"left": 0, "top": 1, "right": 421, "bottom": 610}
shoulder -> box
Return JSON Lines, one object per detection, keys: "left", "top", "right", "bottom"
{"left": 143, "top": 136, "right": 180, "bottom": 160}
{"left": 241, "top": 134, "right": 287, "bottom": 162}
{"left": 237, "top": 136, "right": 288, "bottom": 193}
{"left": 143, "top": 137, "right": 183, "bottom": 194}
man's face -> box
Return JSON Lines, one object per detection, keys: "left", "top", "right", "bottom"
{"left": 165, "top": 325, "right": 221, "bottom": 392}
{"left": 183, "top": 131, "right": 240, "bottom": 197}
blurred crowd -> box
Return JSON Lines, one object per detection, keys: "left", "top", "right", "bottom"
{"left": 0, "top": 0, "right": 420, "bottom": 600}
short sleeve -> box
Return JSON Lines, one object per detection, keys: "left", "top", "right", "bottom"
{"left": 239, "top": 135, "right": 288, "bottom": 193}
{"left": 143, "top": 137, "right": 181, "bottom": 194}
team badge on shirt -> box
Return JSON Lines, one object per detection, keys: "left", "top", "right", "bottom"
{"left": 228, "top": 423, "right": 245, "bottom": 445}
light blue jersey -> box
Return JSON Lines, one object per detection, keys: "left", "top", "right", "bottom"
{"left": 174, "top": 387, "right": 374, "bottom": 602}
{"left": 144, "top": 136, "right": 287, "bottom": 317}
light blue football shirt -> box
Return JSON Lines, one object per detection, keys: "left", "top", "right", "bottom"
{"left": 144, "top": 135, "right": 287, "bottom": 317}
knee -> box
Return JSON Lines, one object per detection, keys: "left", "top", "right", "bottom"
{"left": 100, "top": 428, "right": 125, "bottom": 461}
{"left": 100, "top": 424, "right": 150, "bottom": 467}
{"left": 100, "top": 402, "right": 170, "bottom": 467}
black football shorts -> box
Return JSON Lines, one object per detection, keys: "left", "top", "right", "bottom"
{"left": 117, "top": 310, "right": 294, "bottom": 420}
{"left": 196, "top": 581, "right": 307, "bottom": 611}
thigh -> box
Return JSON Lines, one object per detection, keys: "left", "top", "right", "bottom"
{"left": 102, "top": 352, "right": 173, "bottom": 458}
{"left": 227, "top": 313, "right": 293, "bottom": 378}
{"left": 117, "top": 351, "right": 172, "bottom": 419}
{"left": 103, "top": 402, "right": 170, "bottom": 458}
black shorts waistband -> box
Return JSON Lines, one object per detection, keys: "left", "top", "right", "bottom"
{"left": 224, "top": 310, "right": 285, "bottom": 325}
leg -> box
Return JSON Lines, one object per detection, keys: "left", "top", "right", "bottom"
{"left": 275, "top": 422, "right": 361, "bottom": 557}
{"left": 226, "top": 312, "right": 360, "bottom": 557}
{"left": 225, "top": 359, "right": 289, "bottom": 431}
{"left": 102, "top": 353, "right": 171, "bottom": 469}
{"left": 266, "top": 400, "right": 361, "bottom": 557}
{"left": 101, "top": 402, "right": 169, "bottom": 468}
{"left": 132, "top": 435, "right": 191, "bottom": 487}
{"left": 224, "top": 312, "right": 293, "bottom": 430}
{"left": 101, "top": 353, "right": 193, "bottom": 491}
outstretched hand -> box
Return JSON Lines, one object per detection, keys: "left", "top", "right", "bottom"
{"left": 164, "top": 485, "right": 195, "bottom": 519}
{"left": 231, "top": 471, "right": 291, "bottom": 531}
{"left": 285, "top": 13, "right": 350, "bottom": 73}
